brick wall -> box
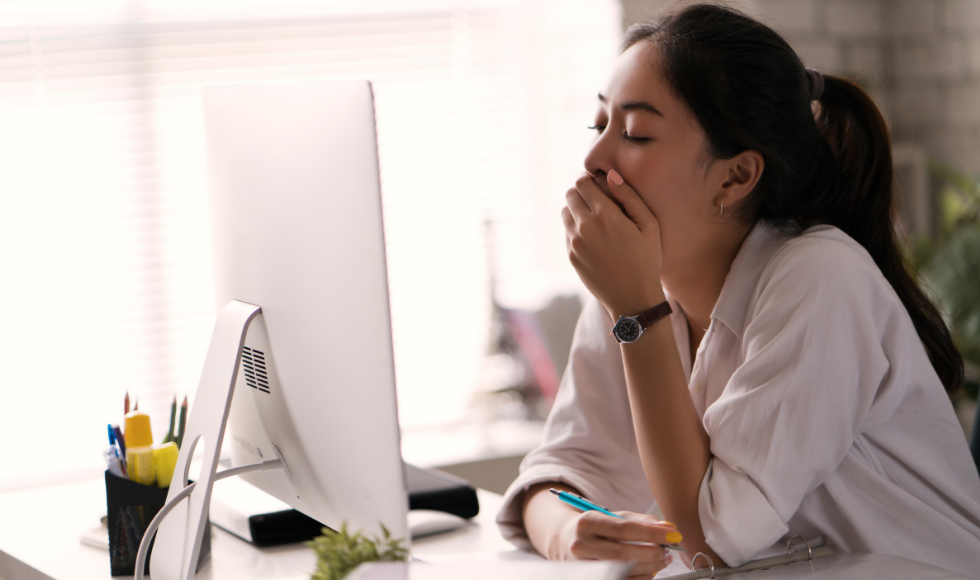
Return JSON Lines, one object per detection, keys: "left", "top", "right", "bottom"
{"left": 619, "top": 0, "right": 980, "bottom": 229}
{"left": 889, "top": 0, "right": 980, "bottom": 175}
{"left": 620, "top": 1, "right": 885, "bottom": 84}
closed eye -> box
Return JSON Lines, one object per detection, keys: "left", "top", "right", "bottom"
{"left": 587, "top": 125, "right": 605, "bottom": 134}
{"left": 623, "top": 132, "right": 651, "bottom": 143}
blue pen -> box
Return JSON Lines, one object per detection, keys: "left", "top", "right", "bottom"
{"left": 106, "top": 424, "right": 128, "bottom": 477}
{"left": 550, "top": 489, "right": 685, "bottom": 552}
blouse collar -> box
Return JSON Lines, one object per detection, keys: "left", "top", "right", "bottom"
{"left": 709, "top": 221, "right": 796, "bottom": 341}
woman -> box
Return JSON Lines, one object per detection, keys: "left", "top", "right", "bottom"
{"left": 496, "top": 4, "right": 980, "bottom": 578}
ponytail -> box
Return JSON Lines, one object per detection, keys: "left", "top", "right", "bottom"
{"left": 815, "top": 76, "right": 964, "bottom": 393}
{"left": 624, "top": 4, "right": 964, "bottom": 393}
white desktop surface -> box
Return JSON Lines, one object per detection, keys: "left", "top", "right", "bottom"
{"left": 1, "top": 475, "right": 969, "bottom": 580}
{"left": 0, "top": 475, "right": 526, "bottom": 580}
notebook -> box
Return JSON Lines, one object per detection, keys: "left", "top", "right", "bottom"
{"left": 346, "top": 561, "right": 632, "bottom": 580}
{"left": 660, "top": 545, "right": 970, "bottom": 580}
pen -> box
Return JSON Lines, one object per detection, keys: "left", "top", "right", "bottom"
{"left": 549, "top": 489, "right": 685, "bottom": 552}
{"left": 106, "top": 424, "right": 127, "bottom": 477}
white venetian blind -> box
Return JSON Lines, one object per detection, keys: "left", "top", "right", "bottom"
{"left": 0, "top": 0, "right": 619, "bottom": 488}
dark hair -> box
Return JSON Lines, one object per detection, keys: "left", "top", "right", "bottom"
{"left": 623, "top": 3, "right": 963, "bottom": 393}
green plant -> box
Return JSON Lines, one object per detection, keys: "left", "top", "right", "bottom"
{"left": 307, "top": 522, "right": 408, "bottom": 580}
{"left": 908, "top": 161, "right": 980, "bottom": 399}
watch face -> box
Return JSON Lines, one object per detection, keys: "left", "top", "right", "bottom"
{"left": 614, "top": 318, "right": 642, "bottom": 342}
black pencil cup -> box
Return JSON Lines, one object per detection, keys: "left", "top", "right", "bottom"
{"left": 104, "top": 471, "right": 212, "bottom": 576}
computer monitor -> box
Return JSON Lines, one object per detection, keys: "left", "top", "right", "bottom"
{"left": 150, "top": 80, "right": 409, "bottom": 580}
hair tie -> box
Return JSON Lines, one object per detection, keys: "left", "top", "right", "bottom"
{"left": 805, "top": 67, "right": 824, "bottom": 100}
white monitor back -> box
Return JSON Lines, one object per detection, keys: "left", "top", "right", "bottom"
{"left": 205, "top": 80, "right": 408, "bottom": 542}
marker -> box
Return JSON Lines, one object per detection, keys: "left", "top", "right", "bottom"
{"left": 124, "top": 411, "right": 156, "bottom": 485}
{"left": 549, "top": 489, "right": 685, "bottom": 552}
{"left": 153, "top": 442, "right": 179, "bottom": 488}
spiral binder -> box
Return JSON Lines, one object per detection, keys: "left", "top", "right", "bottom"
{"left": 660, "top": 536, "right": 835, "bottom": 580}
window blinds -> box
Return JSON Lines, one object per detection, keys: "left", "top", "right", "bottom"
{"left": 0, "top": 0, "right": 619, "bottom": 488}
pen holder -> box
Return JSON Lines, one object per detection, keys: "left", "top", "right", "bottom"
{"left": 104, "top": 471, "right": 212, "bottom": 576}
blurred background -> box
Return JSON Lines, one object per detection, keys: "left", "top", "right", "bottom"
{"left": 1, "top": 0, "right": 978, "bottom": 494}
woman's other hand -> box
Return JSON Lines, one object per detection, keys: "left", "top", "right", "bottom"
{"left": 554, "top": 509, "right": 678, "bottom": 578}
{"left": 561, "top": 169, "right": 666, "bottom": 319}
{"left": 522, "top": 483, "right": 678, "bottom": 579}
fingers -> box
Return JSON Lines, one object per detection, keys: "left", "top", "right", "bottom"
{"left": 561, "top": 205, "right": 575, "bottom": 229}
{"left": 557, "top": 511, "right": 678, "bottom": 578}
{"left": 565, "top": 511, "right": 680, "bottom": 566}
{"left": 573, "top": 173, "right": 617, "bottom": 215}
{"left": 568, "top": 533, "right": 667, "bottom": 562}
{"left": 617, "top": 511, "right": 678, "bottom": 531}
{"left": 626, "top": 552, "right": 674, "bottom": 578}
{"left": 563, "top": 173, "right": 629, "bottom": 239}
{"left": 562, "top": 206, "right": 573, "bottom": 254}
{"left": 564, "top": 185, "right": 592, "bottom": 225}
{"left": 560, "top": 169, "right": 665, "bottom": 315}
{"left": 586, "top": 511, "right": 682, "bottom": 546}
{"left": 606, "top": 169, "right": 656, "bottom": 231}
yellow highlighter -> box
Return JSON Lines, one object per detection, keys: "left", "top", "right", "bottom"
{"left": 124, "top": 411, "right": 156, "bottom": 486}
{"left": 153, "top": 442, "right": 179, "bottom": 488}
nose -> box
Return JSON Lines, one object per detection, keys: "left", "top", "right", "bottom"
{"left": 583, "top": 129, "right": 615, "bottom": 181}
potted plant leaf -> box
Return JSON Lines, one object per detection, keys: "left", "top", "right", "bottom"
{"left": 306, "top": 522, "right": 408, "bottom": 580}
{"left": 907, "top": 161, "right": 980, "bottom": 430}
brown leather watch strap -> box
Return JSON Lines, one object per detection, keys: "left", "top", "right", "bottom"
{"left": 636, "top": 300, "right": 673, "bottom": 329}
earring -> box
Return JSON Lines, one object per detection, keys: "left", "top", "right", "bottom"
{"left": 720, "top": 201, "right": 725, "bottom": 216}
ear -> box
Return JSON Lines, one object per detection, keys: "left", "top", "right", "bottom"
{"left": 716, "top": 149, "right": 764, "bottom": 209}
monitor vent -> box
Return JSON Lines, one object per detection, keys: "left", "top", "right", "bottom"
{"left": 241, "top": 346, "right": 270, "bottom": 394}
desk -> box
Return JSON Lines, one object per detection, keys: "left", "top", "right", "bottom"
{"left": 2, "top": 477, "right": 969, "bottom": 580}
{"left": 0, "top": 476, "right": 531, "bottom": 580}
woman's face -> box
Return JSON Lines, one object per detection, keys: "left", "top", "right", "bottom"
{"left": 584, "top": 42, "right": 726, "bottom": 280}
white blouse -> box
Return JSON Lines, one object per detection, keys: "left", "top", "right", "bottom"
{"left": 496, "top": 223, "right": 980, "bottom": 577}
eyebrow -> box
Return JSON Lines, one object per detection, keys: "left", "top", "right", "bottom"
{"left": 597, "top": 93, "right": 664, "bottom": 117}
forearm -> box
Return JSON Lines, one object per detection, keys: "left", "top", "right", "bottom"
{"left": 521, "top": 482, "right": 582, "bottom": 559}
{"left": 618, "top": 318, "right": 724, "bottom": 566}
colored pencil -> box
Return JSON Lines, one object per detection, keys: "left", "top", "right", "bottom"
{"left": 163, "top": 395, "right": 177, "bottom": 444}
{"left": 176, "top": 396, "right": 188, "bottom": 449}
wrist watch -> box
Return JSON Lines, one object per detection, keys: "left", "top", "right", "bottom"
{"left": 611, "top": 301, "right": 673, "bottom": 344}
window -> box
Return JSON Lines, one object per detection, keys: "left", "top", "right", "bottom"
{"left": 0, "top": 0, "right": 619, "bottom": 488}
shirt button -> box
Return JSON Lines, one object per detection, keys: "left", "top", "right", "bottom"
{"left": 692, "top": 382, "right": 704, "bottom": 395}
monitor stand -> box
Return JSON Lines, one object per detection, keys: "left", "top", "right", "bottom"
{"left": 150, "top": 300, "right": 262, "bottom": 580}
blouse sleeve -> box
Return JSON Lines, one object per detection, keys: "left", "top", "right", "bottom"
{"left": 699, "top": 236, "right": 895, "bottom": 565}
{"left": 495, "top": 296, "right": 658, "bottom": 550}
